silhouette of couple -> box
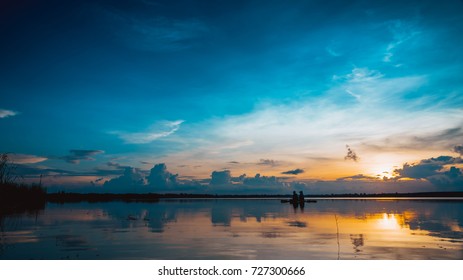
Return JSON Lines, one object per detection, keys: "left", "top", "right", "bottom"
{"left": 292, "top": 191, "right": 305, "bottom": 204}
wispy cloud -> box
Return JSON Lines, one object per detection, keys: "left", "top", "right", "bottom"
{"left": 257, "top": 159, "right": 280, "bottom": 167}
{"left": 103, "top": 8, "right": 209, "bottom": 52}
{"left": 383, "top": 20, "right": 421, "bottom": 63}
{"left": 326, "top": 46, "right": 341, "bottom": 57}
{"left": 112, "top": 120, "right": 184, "bottom": 144}
{"left": 60, "top": 150, "right": 104, "bottom": 164}
{"left": 336, "top": 174, "right": 377, "bottom": 181}
{"left": 8, "top": 153, "right": 48, "bottom": 164}
{"left": 0, "top": 109, "right": 18, "bottom": 118}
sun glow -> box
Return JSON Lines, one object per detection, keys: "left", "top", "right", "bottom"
{"left": 370, "top": 164, "right": 395, "bottom": 179}
{"left": 364, "top": 154, "right": 401, "bottom": 179}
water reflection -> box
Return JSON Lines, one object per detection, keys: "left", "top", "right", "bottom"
{"left": 1, "top": 199, "right": 462, "bottom": 259}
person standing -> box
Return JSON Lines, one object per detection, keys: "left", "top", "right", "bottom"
{"left": 299, "top": 191, "right": 305, "bottom": 204}
{"left": 292, "top": 191, "right": 298, "bottom": 203}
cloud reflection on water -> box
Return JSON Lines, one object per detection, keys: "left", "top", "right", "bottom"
{"left": 1, "top": 199, "right": 462, "bottom": 259}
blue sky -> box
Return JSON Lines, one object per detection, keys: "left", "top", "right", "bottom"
{"left": 1, "top": 0, "right": 463, "bottom": 193}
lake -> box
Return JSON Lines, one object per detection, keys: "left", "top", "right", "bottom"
{"left": 1, "top": 199, "right": 462, "bottom": 259}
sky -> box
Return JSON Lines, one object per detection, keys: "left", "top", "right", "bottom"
{"left": 1, "top": 0, "right": 463, "bottom": 194}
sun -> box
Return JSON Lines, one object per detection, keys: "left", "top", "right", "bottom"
{"left": 364, "top": 154, "right": 400, "bottom": 179}
{"left": 370, "top": 163, "right": 395, "bottom": 179}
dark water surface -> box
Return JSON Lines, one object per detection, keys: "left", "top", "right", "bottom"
{"left": 1, "top": 199, "right": 462, "bottom": 259}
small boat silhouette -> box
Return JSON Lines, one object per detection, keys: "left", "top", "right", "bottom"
{"left": 127, "top": 215, "right": 138, "bottom": 220}
{"left": 280, "top": 199, "right": 317, "bottom": 204}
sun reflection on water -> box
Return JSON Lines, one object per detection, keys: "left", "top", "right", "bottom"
{"left": 376, "top": 213, "right": 403, "bottom": 231}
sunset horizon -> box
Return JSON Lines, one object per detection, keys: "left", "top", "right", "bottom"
{"left": 2, "top": 0, "right": 462, "bottom": 195}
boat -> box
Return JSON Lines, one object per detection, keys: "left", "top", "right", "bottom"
{"left": 280, "top": 199, "right": 317, "bottom": 203}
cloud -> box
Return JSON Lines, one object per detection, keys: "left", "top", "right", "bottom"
{"left": 146, "top": 163, "right": 178, "bottom": 188}
{"left": 103, "top": 8, "right": 209, "bottom": 52}
{"left": 257, "top": 159, "right": 280, "bottom": 167}
{"left": 342, "top": 67, "right": 384, "bottom": 83}
{"left": 0, "top": 109, "right": 18, "bottom": 118}
{"left": 326, "top": 46, "right": 341, "bottom": 57}
{"left": 411, "top": 128, "right": 463, "bottom": 149}
{"left": 103, "top": 167, "right": 146, "bottom": 192}
{"left": 210, "top": 170, "right": 232, "bottom": 185}
{"left": 228, "top": 161, "right": 240, "bottom": 164}
{"left": 102, "top": 163, "right": 203, "bottom": 192}
{"left": 281, "top": 168, "right": 304, "bottom": 175}
{"left": 242, "top": 173, "right": 284, "bottom": 187}
{"left": 337, "top": 174, "right": 378, "bottom": 181}
{"left": 173, "top": 66, "right": 451, "bottom": 174}
{"left": 344, "top": 145, "right": 359, "bottom": 162}
{"left": 454, "top": 145, "right": 463, "bottom": 156}
{"left": 60, "top": 150, "right": 104, "bottom": 164}
{"left": 107, "top": 161, "right": 123, "bottom": 168}
{"left": 112, "top": 120, "right": 183, "bottom": 144}
{"left": 420, "top": 156, "right": 463, "bottom": 165}
{"left": 363, "top": 127, "right": 463, "bottom": 153}
{"left": 394, "top": 156, "right": 463, "bottom": 189}
{"left": 383, "top": 20, "right": 420, "bottom": 63}
{"left": 8, "top": 153, "right": 47, "bottom": 164}
{"left": 427, "top": 166, "right": 463, "bottom": 188}
{"left": 12, "top": 164, "right": 78, "bottom": 180}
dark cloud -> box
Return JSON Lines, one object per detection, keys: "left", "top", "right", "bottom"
{"left": 228, "top": 161, "right": 240, "bottom": 164}
{"left": 396, "top": 163, "right": 442, "bottom": 179}
{"left": 146, "top": 163, "right": 178, "bottom": 188}
{"left": 454, "top": 145, "right": 463, "bottom": 156}
{"left": 210, "top": 170, "right": 232, "bottom": 185}
{"left": 61, "top": 150, "right": 104, "bottom": 164}
{"left": 257, "top": 159, "right": 279, "bottom": 167}
{"left": 90, "top": 177, "right": 104, "bottom": 186}
{"left": 395, "top": 156, "right": 463, "bottom": 179}
{"left": 394, "top": 156, "right": 463, "bottom": 189}
{"left": 344, "top": 145, "right": 359, "bottom": 162}
{"left": 281, "top": 168, "right": 304, "bottom": 175}
{"left": 427, "top": 170, "right": 463, "bottom": 188}
{"left": 420, "top": 156, "right": 463, "bottom": 165}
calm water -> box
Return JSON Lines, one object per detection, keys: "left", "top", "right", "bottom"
{"left": 1, "top": 199, "right": 462, "bottom": 259}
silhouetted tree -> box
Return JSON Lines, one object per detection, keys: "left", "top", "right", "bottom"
{"left": 0, "top": 153, "right": 18, "bottom": 184}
